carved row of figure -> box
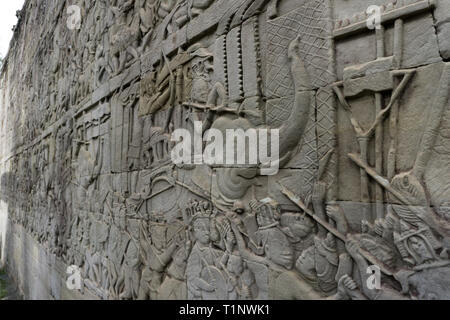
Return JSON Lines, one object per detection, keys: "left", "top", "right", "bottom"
{"left": 8, "top": 0, "right": 216, "bottom": 146}
{"left": 2, "top": 0, "right": 450, "bottom": 301}
{"left": 51, "top": 173, "right": 448, "bottom": 301}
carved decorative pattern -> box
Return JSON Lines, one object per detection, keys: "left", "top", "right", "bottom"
{"left": 266, "top": 0, "right": 334, "bottom": 99}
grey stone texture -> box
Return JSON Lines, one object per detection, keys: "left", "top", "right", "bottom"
{"left": 0, "top": 0, "right": 449, "bottom": 300}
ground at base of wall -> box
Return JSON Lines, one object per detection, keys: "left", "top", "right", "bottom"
{"left": 0, "top": 268, "right": 21, "bottom": 300}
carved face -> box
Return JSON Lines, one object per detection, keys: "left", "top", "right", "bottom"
{"left": 191, "top": 76, "right": 210, "bottom": 103}
{"left": 190, "top": 57, "right": 213, "bottom": 103}
{"left": 193, "top": 218, "right": 211, "bottom": 245}
{"left": 281, "top": 213, "right": 314, "bottom": 239}
{"left": 295, "top": 246, "right": 316, "bottom": 279}
{"left": 409, "top": 236, "right": 433, "bottom": 263}
{"left": 227, "top": 255, "right": 244, "bottom": 276}
{"left": 437, "top": 205, "right": 450, "bottom": 221}
{"left": 256, "top": 205, "right": 278, "bottom": 228}
{"left": 391, "top": 172, "right": 428, "bottom": 206}
{"left": 191, "top": 57, "right": 213, "bottom": 79}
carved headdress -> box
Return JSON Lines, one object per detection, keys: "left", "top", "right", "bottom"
{"left": 394, "top": 220, "right": 441, "bottom": 266}
{"left": 185, "top": 200, "right": 213, "bottom": 225}
{"left": 251, "top": 198, "right": 281, "bottom": 229}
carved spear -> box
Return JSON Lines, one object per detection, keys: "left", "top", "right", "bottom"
{"left": 348, "top": 64, "right": 450, "bottom": 237}
{"left": 279, "top": 182, "right": 394, "bottom": 276}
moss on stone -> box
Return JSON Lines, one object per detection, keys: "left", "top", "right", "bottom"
{"left": 0, "top": 269, "right": 7, "bottom": 299}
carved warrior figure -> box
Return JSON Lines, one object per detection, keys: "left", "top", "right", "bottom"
{"left": 183, "top": 200, "right": 260, "bottom": 301}
{"left": 142, "top": 124, "right": 172, "bottom": 167}
{"left": 138, "top": 213, "right": 181, "bottom": 300}
{"left": 151, "top": 0, "right": 215, "bottom": 38}
{"left": 158, "top": 243, "right": 190, "bottom": 300}
{"left": 281, "top": 213, "right": 315, "bottom": 261}
{"left": 109, "top": 0, "right": 140, "bottom": 75}
{"left": 94, "top": 45, "right": 111, "bottom": 87}
{"left": 74, "top": 138, "right": 104, "bottom": 210}
{"left": 251, "top": 201, "right": 294, "bottom": 270}
{"left": 107, "top": 205, "right": 129, "bottom": 299}
{"left": 189, "top": 48, "right": 216, "bottom": 105}
{"left": 139, "top": 0, "right": 159, "bottom": 35}
{"left": 119, "top": 229, "right": 140, "bottom": 300}
{"left": 186, "top": 204, "right": 228, "bottom": 300}
{"left": 341, "top": 64, "right": 450, "bottom": 298}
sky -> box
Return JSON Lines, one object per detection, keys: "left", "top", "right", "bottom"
{"left": 0, "top": 1, "right": 26, "bottom": 58}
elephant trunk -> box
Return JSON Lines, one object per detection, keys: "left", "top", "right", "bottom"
{"left": 278, "top": 37, "right": 313, "bottom": 160}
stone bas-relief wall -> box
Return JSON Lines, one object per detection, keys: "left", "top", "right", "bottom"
{"left": 0, "top": 0, "right": 449, "bottom": 300}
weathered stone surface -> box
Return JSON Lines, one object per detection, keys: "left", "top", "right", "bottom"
{"left": 0, "top": 0, "right": 449, "bottom": 301}
{"left": 436, "top": 22, "right": 450, "bottom": 59}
